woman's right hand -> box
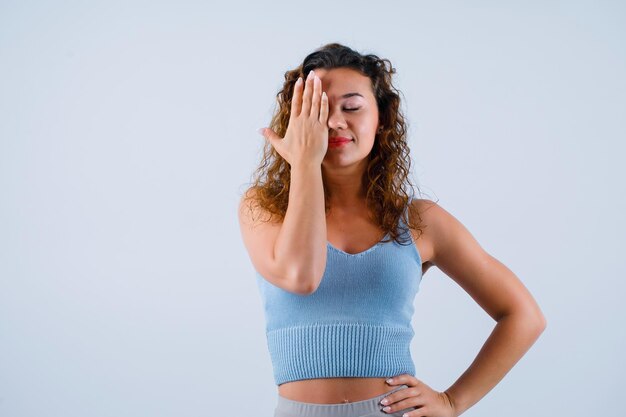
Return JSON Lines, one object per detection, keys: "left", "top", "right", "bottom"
{"left": 259, "top": 69, "right": 329, "bottom": 167}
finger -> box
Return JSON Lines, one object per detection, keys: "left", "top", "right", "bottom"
{"left": 319, "top": 91, "right": 328, "bottom": 124}
{"left": 290, "top": 77, "right": 303, "bottom": 119}
{"left": 261, "top": 127, "right": 281, "bottom": 149}
{"left": 395, "top": 405, "right": 422, "bottom": 417}
{"left": 387, "top": 374, "right": 418, "bottom": 386}
{"left": 310, "top": 74, "right": 321, "bottom": 120}
{"left": 300, "top": 69, "right": 315, "bottom": 118}
{"left": 379, "top": 384, "right": 411, "bottom": 406}
{"left": 381, "top": 402, "right": 421, "bottom": 416}
{"left": 380, "top": 388, "right": 421, "bottom": 416}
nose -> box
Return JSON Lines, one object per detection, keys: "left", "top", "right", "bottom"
{"left": 326, "top": 107, "right": 348, "bottom": 131}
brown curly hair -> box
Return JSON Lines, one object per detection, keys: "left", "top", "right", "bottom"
{"left": 241, "top": 42, "right": 433, "bottom": 245}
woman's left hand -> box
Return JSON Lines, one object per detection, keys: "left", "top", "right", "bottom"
{"left": 380, "top": 374, "right": 457, "bottom": 417}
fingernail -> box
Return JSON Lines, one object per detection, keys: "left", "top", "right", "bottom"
{"left": 386, "top": 378, "right": 393, "bottom": 384}
{"left": 257, "top": 128, "right": 265, "bottom": 135}
{"left": 308, "top": 70, "right": 315, "bottom": 79}
{"left": 296, "top": 77, "right": 302, "bottom": 85}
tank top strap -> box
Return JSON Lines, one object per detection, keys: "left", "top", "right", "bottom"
{"left": 395, "top": 199, "right": 412, "bottom": 236}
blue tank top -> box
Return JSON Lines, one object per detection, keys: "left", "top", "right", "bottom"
{"left": 255, "top": 201, "right": 423, "bottom": 386}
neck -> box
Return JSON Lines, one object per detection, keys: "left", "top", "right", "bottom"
{"left": 321, "top": 160, "right": 368, "bottom": 209}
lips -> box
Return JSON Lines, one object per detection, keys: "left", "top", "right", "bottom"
{"left": 329, "top": 136, "right": 353, "bottom": 143}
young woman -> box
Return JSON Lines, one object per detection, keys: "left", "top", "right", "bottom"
{"left": 239, "top": 43, "right": 546, "bottom": 417}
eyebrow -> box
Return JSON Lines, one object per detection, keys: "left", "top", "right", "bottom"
{"left": 339, "top": 92, "right": 364, "bottom": 99}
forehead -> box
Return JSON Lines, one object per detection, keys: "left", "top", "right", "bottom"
{"left": 313, "top": 67, "right": 374, "bottom": 99}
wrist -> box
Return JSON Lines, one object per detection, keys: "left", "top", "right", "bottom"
{"left": 291, "top": 162, "right": 321, "bottom": 174}
{"left": 443, "top": 390, "right": 460, "bottom": 417}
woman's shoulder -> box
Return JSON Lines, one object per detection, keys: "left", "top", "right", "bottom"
{"left": 407, "top": 198, "right": 438, "bottom": 265}
{"left": 407, "top": 198, "right": 468, "bottom": 266}
{"left": 240, "top": 186, "right": 283, "bottom": 224}
{"left": 410, "top": 197, "right": 438, "bottom": 212}
{"left": 408, "top": 198, "right": 482, "bottom": 268}
{"left": 408, "top": 198, "right": 439, "bottom": 227}
{"left": 409, "top": 198, "right": 464, "bottom": 240}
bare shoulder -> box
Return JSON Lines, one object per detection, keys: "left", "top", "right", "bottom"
{"left": 407, "top": 198, "right": 439, "bottom": 267}
{"left": 407, "top": 198, "right": 477, "bottom": 269}
{"left": 409, "top": 197, "right": 439, "bottom": 217}
{"left": 238, "top": 186, "right": 281, "bottom": 227}
{"left": 408, "top": 198, "right": 476, "bottom": 264}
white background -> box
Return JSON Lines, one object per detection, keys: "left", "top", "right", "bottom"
{"left": 1, "top": 1, "right": 624, "bottom": 416}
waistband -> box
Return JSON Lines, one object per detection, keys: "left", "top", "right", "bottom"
{"left": 274, "top": 384, "right": 411, "bottom": 417}
{"left": 267, "top": 323, "right": 416, "bottom": 385}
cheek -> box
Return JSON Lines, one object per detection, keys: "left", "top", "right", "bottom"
{"left": 352, "top": 115, "right": 378, "bottom": 133}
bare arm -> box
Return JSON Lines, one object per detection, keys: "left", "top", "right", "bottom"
{"left": 425, "top": 202, "right": 547, "bottom": 416}
{"left": 238, "top": 165, "right": 326, "bottom": 295}
{"left": 275, "top": 163, "right": 327, "bottom": 294}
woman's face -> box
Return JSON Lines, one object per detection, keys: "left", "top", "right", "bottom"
{"left": 313, "top": 67, "right": 380, "bottom": 168}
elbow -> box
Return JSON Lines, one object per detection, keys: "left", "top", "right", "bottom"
{"left": 289, "top": 281, "right": 317, "bottom": 296}
{"left": 524, "top": 311, "right": 547, "bottom": 335}
{"left": 536, "top": 313, "right": 547, "bottom": 333}
{"left": 500, "top": 308, "right": 547, "bottom": 334}
{"left": 291, "top": 269, "right": 323, "bottom": 295}
{"left": 529, "top": 304, "right": 548, "bottom": 333}
{"left": 295, "top": 284, "right": 317, "bottom": 296}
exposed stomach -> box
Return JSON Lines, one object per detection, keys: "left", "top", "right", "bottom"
{"left": 277, "top": 377, "right": 398, "bottom": 404}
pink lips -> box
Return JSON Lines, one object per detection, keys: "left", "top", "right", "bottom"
{"left": 328, "top": 136, "right": 352, "bottom": 148}
{"left": 329, "top": 136, "right": 352, "bottom": 142}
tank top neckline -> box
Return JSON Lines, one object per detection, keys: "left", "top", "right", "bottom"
{"left": 326, "top": 231, "right": 391, "bottom": 256}
{"left": 325, "top": 199, "right": 413, "bottom": 257}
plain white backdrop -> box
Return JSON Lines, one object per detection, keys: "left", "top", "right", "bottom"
{"left": 1, "top": 1, "right": 624, "bottom": 416}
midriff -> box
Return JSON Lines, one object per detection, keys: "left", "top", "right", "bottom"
{"left": 277, "top": 377, "right": 398, "bottom": 404}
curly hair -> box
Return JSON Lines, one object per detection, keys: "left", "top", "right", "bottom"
{"left": 242, "top": 42, "right": 432, "bottom": 245}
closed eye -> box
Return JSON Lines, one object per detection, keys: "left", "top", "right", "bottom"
{"left": 344, "top": 107, "right": 360, "bottom": 112}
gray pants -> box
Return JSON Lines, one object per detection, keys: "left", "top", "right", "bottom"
{"left": 274, "top": 384, "right": 418, "bottom": 417}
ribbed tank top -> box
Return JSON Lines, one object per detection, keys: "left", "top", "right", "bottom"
{"left": 255, "top": 201, "right": 423, "bottom": 386}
